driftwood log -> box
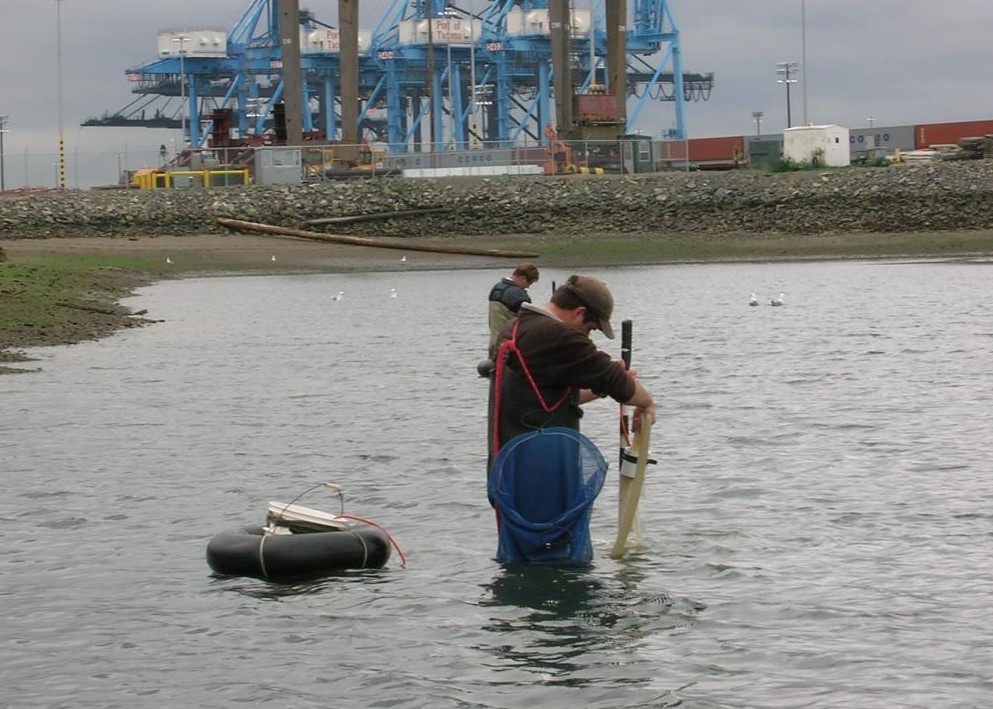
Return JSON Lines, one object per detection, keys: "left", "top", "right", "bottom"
{"left": 302, "top": 208, "right": 450, "bottom": 226}
{"left": 216, "top": 218, "right": 540, "bottom": 259}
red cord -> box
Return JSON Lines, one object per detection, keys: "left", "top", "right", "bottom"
{"left": 337, "top": 513, "right": 407, "bottom": 569}
{"left": 491, "top": 319, "right": 571, "bottom": 458}
{"left": 619, "top": 405, "right": 632, "bottom": 449}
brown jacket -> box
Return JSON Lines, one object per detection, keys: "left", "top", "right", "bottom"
{"left": 490, "top": 306, "right": 634, "bottom": 449}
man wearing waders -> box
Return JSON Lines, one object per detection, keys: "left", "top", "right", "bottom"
{"left": 487, "top": 263, "right": 540, "bottom": 359}
{"left": 487, "top": 274, "right": 656, "bottom": 563}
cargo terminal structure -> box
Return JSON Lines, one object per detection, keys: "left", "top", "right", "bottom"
{"left": 85, "top": 0, "right": 714, "bottom": 155}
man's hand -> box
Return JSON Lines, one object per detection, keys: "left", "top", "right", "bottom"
{"left": 633, "top": 403, "right": 657, "bottom": 427}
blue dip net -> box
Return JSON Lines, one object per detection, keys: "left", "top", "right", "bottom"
{"left": 487, "top": 427, "right": 608, "bottom": 564}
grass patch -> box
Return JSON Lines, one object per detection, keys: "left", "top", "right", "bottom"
{"left": 0, "top": 254, "right": 160, "bottom": 365}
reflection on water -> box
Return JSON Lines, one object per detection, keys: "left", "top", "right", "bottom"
{"left": 482, "top": 567, "right": 613, "bottom": 676}
{"left": 2, "top": 261, "right": 993, "bottom": 707}
{"left": 479, "top": 564, "right": 702, "bottom": 706}
{"left": 484, "top": 565, "right": 607, "bottom": 616}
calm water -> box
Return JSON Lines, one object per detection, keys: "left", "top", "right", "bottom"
{"left": 2, "top": 260, "right": 992, "bottom": 708}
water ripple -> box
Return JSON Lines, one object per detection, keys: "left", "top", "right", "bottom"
{"left": 2, "top": 263, "right": 992, "bottom": 707}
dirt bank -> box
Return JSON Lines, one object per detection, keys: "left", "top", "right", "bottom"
{"left": 0, "top": 231, "right": 543, "bottom": 372}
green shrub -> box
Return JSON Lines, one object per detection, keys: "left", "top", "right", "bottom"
{"left": 765, "top": 157, "right": 802, "bottom": 173}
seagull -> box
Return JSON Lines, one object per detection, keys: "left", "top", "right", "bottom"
{"left": 771, "top": 292, "right": 785, "bottom": 306}
{"left": 400, "top": 255, "right": 407, "bottom": 262}
{"left": 165, "top": 257, "right": 173, "bottom": 265}
{"left": 332, "top": 291, "right": 344, "bottom": 302}
{"left": 749, "top": 293, "right": 759, "bottom": 306}
{"left": 271, "top": 255, "right": 276, "bottom": 262}
{"left": 389, "top": 288, "right": 398, "bottom": 299}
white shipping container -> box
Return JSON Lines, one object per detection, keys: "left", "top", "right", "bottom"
{"left": 398, "top": 18, "right": 482, "bottom": 44}
{"left": 157, "top": 29, "right": 227, "bottom": 58}
{"left": 505, "top": 9, "right": 592, "bottom": 36}
{"left": 303, "top": 28, "right": 372, "bottom": 53}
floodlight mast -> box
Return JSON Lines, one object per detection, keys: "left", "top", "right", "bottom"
{"left": 776, "top": 61, "right": 799, "bottom": 129}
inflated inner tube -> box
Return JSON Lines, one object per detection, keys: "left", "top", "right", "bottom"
{"left": 206, "top": 525, "right": 392, "bottom": 581}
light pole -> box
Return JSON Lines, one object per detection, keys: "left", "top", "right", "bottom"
{"left": 469, "top": 0, "right": 477, "bottom": 146}
{"left": 867, "top": 116, "right": 875, "bottom": 129}
{"left": 54, "top": 0, "right": 68, "bottom": 189}
{"left": 172, "top": 35, "right": 190, "bottom": 147}
{"left": 776, "top": 61, "right": 799, "bottom": 129}
{"left": 752, "top": 111, "right": 763, "bottom": 136}
{"left": 800, "top": 0, "right": 808, "bottom": 126}
{"left": 0, "top": 115, "right": 8, "bottom": 192}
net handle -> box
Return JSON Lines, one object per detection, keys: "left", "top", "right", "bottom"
{"left": 611, "top": 412, "right": 652, "bottom": 559}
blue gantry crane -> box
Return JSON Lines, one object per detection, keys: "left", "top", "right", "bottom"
{"left": 84, "top": 0, "right": 712, "bottom": 153}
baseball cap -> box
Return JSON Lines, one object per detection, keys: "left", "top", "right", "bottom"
{"left": 566, "top": 275, "right": 615, "bottom": 339}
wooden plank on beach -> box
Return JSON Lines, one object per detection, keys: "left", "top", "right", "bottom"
{"left": 216, "top": 218, "right": 539, "bottom": 259}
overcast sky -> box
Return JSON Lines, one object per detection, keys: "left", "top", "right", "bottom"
{"left": 2, "top": 0, "right": 992, "bottom": 173}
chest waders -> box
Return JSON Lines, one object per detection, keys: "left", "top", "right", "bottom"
{"left": 487, "top": 320, "right": 607, "bottom": 564}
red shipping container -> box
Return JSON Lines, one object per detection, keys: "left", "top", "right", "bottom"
{"left": 574, "top": 94, "right": 622, "bottom": 123}
{"left": 688, "top": 136, "right": 745, "bottom": 163}
{"left": 914, "top": 120, "right": 993, "bottom": 149}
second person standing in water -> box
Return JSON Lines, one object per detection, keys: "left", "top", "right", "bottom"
{"left": 487, "top": 263, "right": 540, "bottom": 358}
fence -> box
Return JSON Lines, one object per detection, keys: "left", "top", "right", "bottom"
{"left": 0, "top": 138, "right": 695, "bottom": 192}
{"left": 0, "top": 148, "right": 168, "bottom": 191}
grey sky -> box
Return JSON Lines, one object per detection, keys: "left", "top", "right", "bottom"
{"left": 2, "top": 0, "right": 992, "bottom": 163}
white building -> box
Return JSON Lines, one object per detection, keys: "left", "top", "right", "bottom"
{"left": 783, "top": 125, "right": 851, "bottom": 167}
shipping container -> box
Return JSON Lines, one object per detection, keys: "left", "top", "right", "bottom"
{"left": 687, "top": 136, "right": 745, "bottom": 165}
{"left": 914, "top": 120, "right": 993, "bottom": 150}
{"left": 653, "top": 139, "right": 690, "bottom": 169}
{"left": 745, "top": 137, "right": 783, "bottom": 168}
{"left": 849, "top": 125, "right": 915, "bottom": 159}
{"left": 574, "top": 94, "right": 622, "bottom": 124}
{"left": 157, "top": 30, "right": 228, "bottom": 58}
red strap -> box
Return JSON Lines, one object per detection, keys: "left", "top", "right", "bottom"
{"left": 491, "top": 319, "right": 571, "bottom": 458}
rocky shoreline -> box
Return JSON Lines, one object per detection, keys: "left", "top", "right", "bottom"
{"left": 3, "top": 160, "right": 993, "bottom": 241}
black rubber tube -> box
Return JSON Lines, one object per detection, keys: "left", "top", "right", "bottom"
{"left": 206, "top": 525, "right": 391, "bottom": 581}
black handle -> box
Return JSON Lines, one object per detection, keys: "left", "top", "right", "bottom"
{"left": 619, "top": 319, "right": 634, "bottom": 462}
{"left": 621, "top": 319, "right": 633, "bottom": 370}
